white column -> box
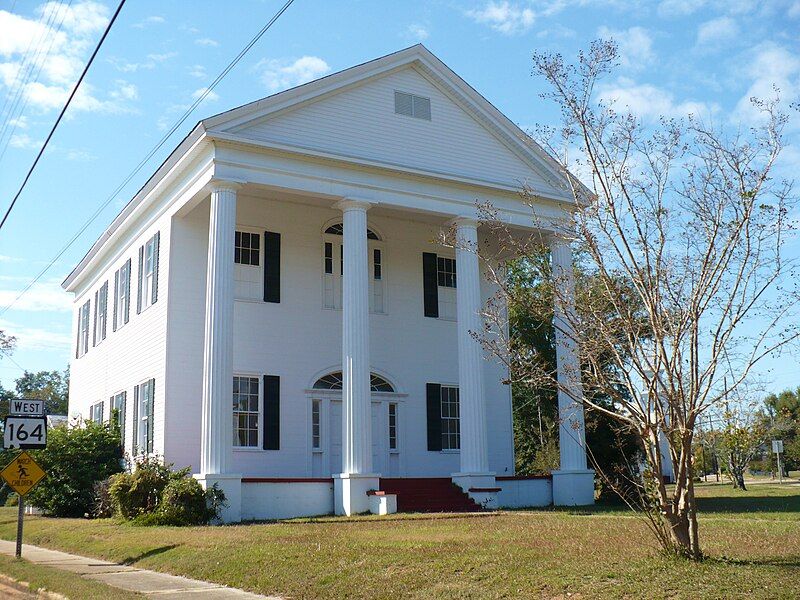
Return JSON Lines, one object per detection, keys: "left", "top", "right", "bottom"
{"left": 550, "top": 236, "right": 593, "bottom": 505}
{"left": 340, "top": 199, "right": 372, "bottom": 475}
{"left": 333, "top": 199, "right": 378, "bottom": 516}
{"left": 196, "top": 181, "right": 242, "bottom": 522}
{"left": 454, "top": 218, "right": 490, "bottom": 475}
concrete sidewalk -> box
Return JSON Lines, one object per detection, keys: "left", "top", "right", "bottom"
{"left": 0, "top": 540, "right": 280, "bottom": 599}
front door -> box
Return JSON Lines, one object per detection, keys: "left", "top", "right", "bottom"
{"left": 326, "top": 399, "right": 397, "bottom": 476}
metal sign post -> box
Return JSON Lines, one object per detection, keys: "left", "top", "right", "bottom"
{"left": 772, "top": 440, "right": 784, "bottom": 485}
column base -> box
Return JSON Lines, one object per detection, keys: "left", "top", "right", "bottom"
{"left": 333, "top": 473, "right": 380, "bottom": 516}
{"left": 551, "top": 469, "right": 595, "bottom": 506}
{"left": 194, "top": 473, "right": 242, "bottom": 523}
{"left": 451, "top": 472, "right": 499, "bottom": 509}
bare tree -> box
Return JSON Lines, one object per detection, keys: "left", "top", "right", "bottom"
{"left": 469, "top": 41, "right": 799, "bottom": 559}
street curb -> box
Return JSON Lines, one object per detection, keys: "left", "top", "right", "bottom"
{"left": 0, "top": 571, "right": 68, "bottom": 599}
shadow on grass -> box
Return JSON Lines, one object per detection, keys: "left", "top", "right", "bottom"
{"left": 696, "top": 494, "right": 800, "bottom": 514}
{"left": 121, "top": 544, "right": 179, "bottom": 565}
{"left": 242, "top": 512, "right": 502, "bottom": 527}
{"left": 705, "top": 555, "right": 800, "bottom": 568}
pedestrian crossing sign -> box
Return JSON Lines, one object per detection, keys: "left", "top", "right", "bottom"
{"left": 0, "top": 451, "right": 46, "bottom": 496}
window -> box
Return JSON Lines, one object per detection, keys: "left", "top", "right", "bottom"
{"left": 388, "top": 403, "right": 398, "bottom": 451}
{"left": 89, "top": 401, "right": 104, "bottom": 424}
{"left": 94, "top": 281, "right": 108, "bottom": 346}
{"left": 440, "top": 386, "right": 460, "bottom": 450}
{"left": 313, "top": 372, "right": 395, "bottom": 393}
{"left": 76, "top": 300, "right": 90, "bottom": 358}
{"left": 311, "top": 399, "right": 321, "bottom": 450}
{"left": 138, "top": 233, "right": 159, "bottom": 313}
{"left": 110, "top": 391, "right": 126, "bottom": 441}
{"left": 136, "top": 379, "right": 154, "bottom": 454}
{"left": 394, "top": 90, "right": 431, "bottom": 120}
{"left": 234, "top": 230, "right": 262, "bottom": 300}
{"left": 437, "top": 256, "right": 457, "bottom": 320}
{"left": 322, "top": 224, "right": 385, "bottom": 313}
{"left": 233, "top": 376, "right": 260, "bottom": 448}
{"left": 114, "top": 259, "right": 131, "bottom": 330}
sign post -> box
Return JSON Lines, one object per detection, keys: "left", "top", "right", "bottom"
{"left": 0, "top": 452, "right": 46, "bottom": 558}
{"left": 772, "top": 440, "right": 784, "bottom": 485}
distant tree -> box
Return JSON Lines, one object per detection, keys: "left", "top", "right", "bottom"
{"left": 0, "top": 330, "right": 15, "bottom": 356}
{"left": 764, "top": 387, "right": 799, "bottom": 472}
{"left": 14, "top": 368, "right": 69, "bottom": 415}
{"left": 716, "top": 403, "right": 770, "bottom": 490}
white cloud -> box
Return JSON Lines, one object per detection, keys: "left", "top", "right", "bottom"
{"left": 0, "top": 256, "right": 23, "bottom": 263}
{"left": 195, "top": 37, "right": 219, "bottom": 47}
{"left": 109, "top": 80, "right": 138, "bottom": 101}
{"left": 147, "top": 52, "right": 177, "bottom": 63}
{"left": 696, "top": 16, "right": 738, "bottom": 46}
{"left": 0, "top": 319, "right": 72, "bottom": 352}
{"left": 657, "top": 0, "right": 706, "bottom": 17}
{"left": 256, "top": 56, "right": 331, "bottom": 92}
{"left": 407, "top": 23, "right": 429, "bottom": 41}
{"left": 733, "top": 42, "right": 800, "bottom": 125}
{"left": 191, "top": 87, "right": 219, "bottom": 102}
{"left": 0, "top": 2, "right": 140, "bottom": 116}
{"left": 597, "top": 77, "right": 719, "bottom": 120}
{"left": 9, "top": 133, "right": 41, "bottom": 149}
{"left": 466, "top": 1, "right": 535, "bottom": 35}
{"left": 790, "top": 1, "right": 800, "bottom": 18}
{"left": 597, "top": 26, "right": 654, "bottom": 71}
{"left": 188, "top": 64, "right": 207, "bottom": 79}
{"left": 132, "top": 15, "right": 165, "bottom": 29}
{"left": 0, "top": 279, "right": 72, "bottom": 313}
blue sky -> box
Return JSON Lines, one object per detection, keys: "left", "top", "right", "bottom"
{"left": 0, "top": 0, "right": 799, "bottom": 394}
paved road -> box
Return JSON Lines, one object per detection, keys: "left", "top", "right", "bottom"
{"left": 0, "top": 541, "right": 280, "bottom": 599}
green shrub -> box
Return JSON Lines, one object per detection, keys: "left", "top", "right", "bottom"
{"left": 26, "top": 421, "right": 123, "bottom": 517}
{"left": 109, "top": 456, "right": 225, "bottom": 525}
{"left": 92, "top": 478, "right": 114, "bottom": 518}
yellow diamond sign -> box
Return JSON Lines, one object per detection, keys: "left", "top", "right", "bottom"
{"left": 1, "top": 451, "right": 46, "bottom": 496}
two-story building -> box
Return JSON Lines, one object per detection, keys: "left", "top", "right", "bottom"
{"left": 64, "top": 45, "right": 594, "bottom": 522}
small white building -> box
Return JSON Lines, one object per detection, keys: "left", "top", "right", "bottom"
{"left": 64, "top": 45, "right": 593, "bottom": 521}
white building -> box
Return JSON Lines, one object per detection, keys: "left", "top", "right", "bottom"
{"left": 64, "top": 45, "right": 593, "bottom": 522}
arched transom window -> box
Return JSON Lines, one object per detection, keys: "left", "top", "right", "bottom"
{"left": 313, "top": 371, "right": 395, "bottom": 393}
{"left": 324, "top": 223, "right": 381, "bottom": 240}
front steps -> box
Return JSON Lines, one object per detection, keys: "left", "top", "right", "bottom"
{"left": 379, "top": 477, "right": 484, "bottom": 513}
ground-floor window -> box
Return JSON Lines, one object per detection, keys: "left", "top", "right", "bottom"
{"left": 88, "top": 401, "right": 104, "bottom": 424}
{"left": 388, "top": 403, "right": 398, "bottom": 450}
{"left": 110, "top": 391, "right": 126, "bottom": 440}
{"left": 311, "top": 399, "right": 321, "bottom": 450}
{"left": 233, "top": 375, "right": 260, "bottom": 448}
{"left": 441, "top": 386, "right": 460, "bottom": 450}
{"left": 135, "top": 379, "right": 155, "bottom": 454}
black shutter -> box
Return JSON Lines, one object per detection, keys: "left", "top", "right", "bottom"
{"left": 75, "top": 308, "right": 80, "bottom": 359}
{"left": 113, "top": 271, "right": 119, "bottom": 331}
{"left": 124, "top": 258, "right": 131, "bottom": 324}
{"left": 152, "top": 232, "right": 160, "bottom": 305}
{"left": 426, "top": 383, "right": 442, "bottom": 451}
{"left": 263, "top": 231, "right": 280, "bottom": 303}
{"left": 422, "top": 252, "right": 439, "bottom": 318}
{"left": 137, "top": 245, "right": 144, "bottom": 314}
{"left": 263, "top": 375, "right": 280, "bottom": 450}
{"left": 147, "top": 379, "right": 155, "bottom": 454}
{"left": 102, "top": 282, "right": 108, "bottom": 340}
{"left": 132, "top": 385, "right": 139, "bottom": 455}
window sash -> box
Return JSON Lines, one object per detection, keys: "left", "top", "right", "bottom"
{"left": 440, "top": 386, "right": 460, "bottom": 450}
{"left": 388, "top": 403, "right": 398, "bottom": 450}
{"left": 233, "top": 376, "right": 260, "bottom": 448}
{"left": 311, "top": 400, "right": 321, "bottom": 449}
{"left": 137, "top": 380, "right": 152, "bottom": 452}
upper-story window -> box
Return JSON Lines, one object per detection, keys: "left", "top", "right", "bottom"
{"left": 235, "top": 229, "right": 262, "bottom": 300}
{"left": 322, "top": 223, "right": 385, "bottom": 313}
{"left": 113, "top": 258, "right": 131, "bottom": 331}
{"left": 76, "top": 300, "right": 90, "bottom": 358}
{"left": 89, "top": 401, "right": 104, "bottom": 424}
{"left": 138, "top": 232, "right": 160, "bottom": 313}
{"left": 93, "top": 281, "right": 108, "bottom": 346}
{"left": 422, "top": 252, "right": 457, "bottom": 320}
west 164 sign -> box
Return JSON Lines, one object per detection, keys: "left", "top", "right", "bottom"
{"left": 4, "top": 416, "right": 47, "bottom": 450}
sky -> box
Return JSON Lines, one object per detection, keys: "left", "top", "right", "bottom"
{"left": 0, "top": 0, "right": 799, "bottom": 394}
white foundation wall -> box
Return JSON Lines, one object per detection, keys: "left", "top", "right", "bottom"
{"left": 241, "top": 481, "right": 334, "bottom": 520}
{"left": 163, "top": 193, "right": 515, "bottom": 478}
{"left": 67, "top": 213, "right": 172, "bottom": 458}
{"left": 496, "top": 477, "right": 553, "bottom": 508}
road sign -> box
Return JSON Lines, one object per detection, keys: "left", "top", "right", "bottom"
{"left": 9, "top": 399, "right": 44, "bottom": 417}
{"left": 772, "top": 440, "right": 784, "bottom": 454}
{"left": 3, "top": 416, "right": 47, "bottom": 450}
{"left": 0, "top": 451, "right": 46, "bottom": 496}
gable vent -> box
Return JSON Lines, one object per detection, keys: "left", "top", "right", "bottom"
{"left": 394, "top": 90, "right": 431, "bottom": 120}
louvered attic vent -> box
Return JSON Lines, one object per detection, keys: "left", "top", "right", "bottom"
{"left": 394, "top": 90, "right": 431, "bottom": 120}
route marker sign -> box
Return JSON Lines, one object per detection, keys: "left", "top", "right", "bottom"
{"left": 9, "top": 399, "right": 44, "bottom": 417}
{"left": 3, "top": 415, "right": 47, "bottom": 450}
{"left": 0, "top": 451, "right": 46, "bottom": 496}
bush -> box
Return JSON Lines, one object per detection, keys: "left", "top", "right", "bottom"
{"left": 26, "top": 421, "right": 123, "bottom": 517}
{"left": 109, "top": 456, "right": 225, "bottom": 526}
{"left": 92, "top": 478, "right": 114, "bottom": 518}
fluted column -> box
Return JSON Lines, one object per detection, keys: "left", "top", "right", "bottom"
{"left": 339, "top": 199, "right": 372, "bottom": 475}
{"left": 200, "top": 181, "right": 239, "bottom": 476}
{"left": 454, "top": 218, "right": 490, "bottom": 475}
{"left": 551, "top": 237, "right": 588, "bottom": 472}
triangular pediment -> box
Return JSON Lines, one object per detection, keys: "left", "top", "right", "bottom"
{"left": 204, "top": 46, "right": 571, "bottom": 197}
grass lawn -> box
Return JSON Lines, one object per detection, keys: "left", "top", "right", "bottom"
{"left": 0, "top": 554, "right": 142, "bottom": 599}
{"left": 0, "top": 482, "right": 796, "bottom": 599}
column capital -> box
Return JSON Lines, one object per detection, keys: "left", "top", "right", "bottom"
{"left": 446, "top": 216, "right": 479, "bottom": 230}
{"left": 208, "top": 179, "right": 244, "bottom": 194}
{"left": 334, "top": 198, "right": 372, "bottom": 212}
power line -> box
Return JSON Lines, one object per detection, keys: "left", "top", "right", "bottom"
{"left": 0, "top": 0, "right": 296, "bottom": 316}
{"left": 0, "top": 0, "right": 126, "bottom": 233}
